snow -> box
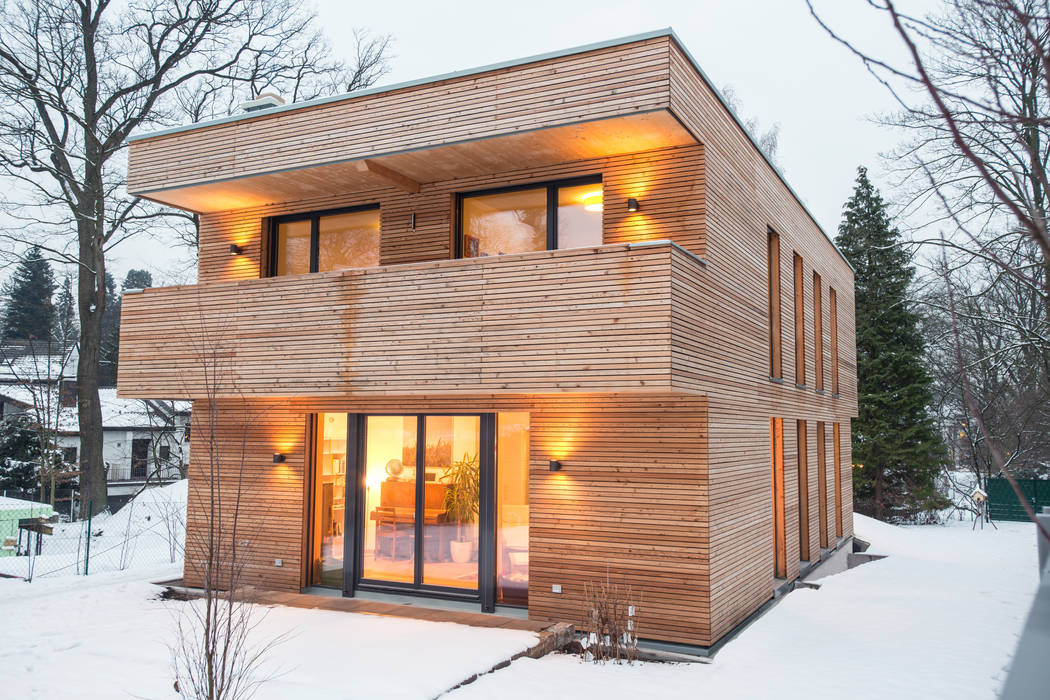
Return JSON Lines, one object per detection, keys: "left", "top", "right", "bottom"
{"left": 0, "top": 384, "right": 189, "bottom": 432}
{"left": 0, "top": 495, "right": 53, "bottom": 511}
{"left": 0, "top": 511, "right": 1039, "bottom": 699}
{"left": 0, "top": 479, "right": 186, "bottom": 579}
{"left": 448, "top": 514, "right": 1040, "bottom": 700}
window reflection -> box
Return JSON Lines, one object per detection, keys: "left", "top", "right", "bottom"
{"left": 462, "top": 188, "right": 547, "bottom": 257}
{"left": 275, "top": 219, "right": 311, "bottom": 276}
{"left": 318, "top": 209, "right": 380, "bottom": 271}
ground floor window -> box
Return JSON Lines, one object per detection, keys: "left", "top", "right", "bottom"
{"left": 308, "top": 411, "right": 529, "bottom": 609}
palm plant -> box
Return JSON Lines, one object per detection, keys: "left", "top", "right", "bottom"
{"left": 442, "top": 452, "right": 479, "bottom": 541}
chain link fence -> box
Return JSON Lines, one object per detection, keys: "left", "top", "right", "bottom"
{"left": 0, "top": 483, "right": 185, "bottom": 582}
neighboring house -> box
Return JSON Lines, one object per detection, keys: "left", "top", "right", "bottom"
{"left": 0, "top": 342, "right": 190, "bottom": 511}
{"left": 117, "top": 30, "right": 859, "bottom": 649}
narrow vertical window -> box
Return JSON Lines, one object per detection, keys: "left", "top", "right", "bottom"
{"left": 813, "top": 272, "right": 824, "bottom": 391}
{"left": 830, "top": 287, "right": 839, "bottom": 395}
{"left": 834, "top": 422, "right": 843, "bottom": 538}
{"left": 816, "top": 421, "right": 828, "bottom": 549}
{"left": 797, "top": 420, "right": 810, "bottom": 562}
{"left": 771, "top": 417, "right": 786, "bottom": 578}
{"left": 767, "top": 229, "right": 782, "bottom": 379}
{"left": 793, "top": 253, "right": 805, "bottom": 386}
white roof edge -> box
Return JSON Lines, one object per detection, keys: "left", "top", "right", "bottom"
{"left": 128, "top": 27, "right": 852, "bottom": 272}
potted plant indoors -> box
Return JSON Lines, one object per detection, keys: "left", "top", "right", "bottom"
{"left": 442, "top": 452, "right": 479, "bottom": 564}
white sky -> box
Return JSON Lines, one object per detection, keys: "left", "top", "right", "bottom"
{"left": 49, "top": 0, "right": 938, "bottom": 285}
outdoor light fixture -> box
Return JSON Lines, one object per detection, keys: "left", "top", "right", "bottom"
{"left": 627, "top": 198, "right": 640, "bottom": 212}
{"left": 549, "top": 460, "right": 562, "bottom": 472}
{"left": 272, "top": 452, "right": 286, "bottom": 464}
{"left": 229, "top": 243, "right": 244, "bottom": 255}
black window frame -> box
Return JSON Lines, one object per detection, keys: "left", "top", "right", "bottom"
{"left": 268, "top": 203, "right": 381, "bottom": 276}
{"left": 455, "top": 175, "right": 602, "bottom": 259}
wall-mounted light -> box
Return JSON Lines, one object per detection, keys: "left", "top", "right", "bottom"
{"left": 272, "top": 452, "right": 286, "bottom": 464}
{"left": 229, "top": 243, "right": 244, "bottom": 255}
{"left": 549, "top": 460, "right": 562, "bottom": 472}
{"left": 627, "top": 198, "right": 640, "bottom": 212}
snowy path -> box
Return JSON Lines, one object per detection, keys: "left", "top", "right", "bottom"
{"left": 449, "top": 515, "right": 1039, "bottom": 700}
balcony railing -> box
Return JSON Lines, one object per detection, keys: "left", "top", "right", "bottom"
{"left": 116, "top": 241, "right": 707, "bottom": 399}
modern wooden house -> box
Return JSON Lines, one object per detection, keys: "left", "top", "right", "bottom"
{"left": 117, "top": 29, "right": 858, "bottom": 649}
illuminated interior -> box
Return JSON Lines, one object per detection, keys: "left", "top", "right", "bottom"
{"left": 311, "top": 411, "right": 530, "bottom": 604}
{"left": 311, "top": 412, "right": 347, "bottom": 587}
{"left": 461, "top": 181, "right": 602, "bottom": 257}
{"left": 496, "top": 412, "right": 530, "bottom": 605}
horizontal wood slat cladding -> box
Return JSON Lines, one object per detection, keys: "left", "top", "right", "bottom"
{"left": 666, "top": 40, "right": 858, "bottom": 641}
{"left": 194, "top": 144, "right": 705, "bottom": 284}
{"left": 127, "top": 37, "right": 674, "bottom": 194}
{"left": 118, "top": 244, "right": 704, "bottom": 398}
{"left": 182, "top": 393, "right": 710, "bottom": 645}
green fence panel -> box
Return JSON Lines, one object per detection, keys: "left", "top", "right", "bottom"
{"left": 987, "top": 478, "right": 1050, "bottom": 522}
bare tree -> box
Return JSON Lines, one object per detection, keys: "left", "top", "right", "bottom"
{"left": 0, "top": 0, "right": 390, "bottom": 516}
{"left": 171, "top": 298, "right": 282, "bottom": 700}
{"left": 808, "top": 0, "right": 1050, "bottom": 539}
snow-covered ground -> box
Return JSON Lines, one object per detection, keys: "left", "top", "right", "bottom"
{"left": 450, "top": 514, "right": 1040, "bottom": 700}
{"left": 0, "top": 508, "right": 1039, "bottom": 699}
{"left": 0, "top": 480, "right": 185, "bottom": 580}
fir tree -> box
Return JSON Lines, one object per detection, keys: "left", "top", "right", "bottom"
{"left": 99, "top": 269, "right": 152, "bottom": 385}
{"left": 0, "top": 246, "right": 56, "bottom": 341}
{"left": 54, "top": 273, "right": 77, "bottom": 347}
{"left": 835, "top": 167, "right": 946, "bottom": 520}
{"left": 0, "top": 414, "right": 39, "bottom": 492}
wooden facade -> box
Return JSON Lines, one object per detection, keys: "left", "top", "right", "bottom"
{"left": 119, "top": 30, "right": 858, "bottom": 648}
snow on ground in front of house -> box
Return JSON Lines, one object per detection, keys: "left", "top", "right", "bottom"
{"left": 449, "top": 514, "right": 1040, "bottom": 700}
{"left": 0, "top": 565, "right": 537, "bottom": 699}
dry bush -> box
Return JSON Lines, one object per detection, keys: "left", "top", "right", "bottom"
{"left": 581, "top": 572, "right": 640, "bottom": 664}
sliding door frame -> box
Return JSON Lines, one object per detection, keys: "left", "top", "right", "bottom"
{"left": 340, "top": 412, "right": 497, "bottom": 611}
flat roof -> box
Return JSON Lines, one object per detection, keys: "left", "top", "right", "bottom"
{"left": 128, "top": 28, "right": 852, "bottom": 272}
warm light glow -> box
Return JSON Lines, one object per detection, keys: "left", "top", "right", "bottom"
{"left": 581, "top": 190, "right": 604, "bottom": 212}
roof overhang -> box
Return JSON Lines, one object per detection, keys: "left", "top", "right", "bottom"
{"left": 137, "top": 109, "right": 696, "bottom": 213}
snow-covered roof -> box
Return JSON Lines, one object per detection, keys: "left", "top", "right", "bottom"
{"left": 0, "top": 495, "right": 53, "bottom": 512}
{"left": 0, "top": 343, "right": 78, "bottom": 383}
{"left": 0, "top": 385, "right": 189, "bottom": 433}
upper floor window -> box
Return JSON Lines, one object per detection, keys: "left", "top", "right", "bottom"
{"left": 458, "top": 177, "right": 602, "bottom": 258}
{"left": 270, "top": 205, "right": 380, "bottom": 276}
{"left": 767, "top": 228, "right": 782, "bottom": 379}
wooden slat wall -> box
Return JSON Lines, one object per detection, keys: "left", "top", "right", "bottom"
{"left": 194, "top": 144, "right": 705, "bottom": 284}
{"left": 119, "top": 244, "right": 680, "bottom": 398}
{"left": 667, "top": 41, "right": 857, "bottom": 641}
{"left": 127, "top": 38, "right": 674, "bottom": 194}
{"left": 183, "top": 393, "right": 710, "bottom": 645}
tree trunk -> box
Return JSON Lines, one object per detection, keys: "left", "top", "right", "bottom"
{"left": 77, "top": 213, "right": 107, "bottom": 517}
{"left": 873, "top": 467, "right": 884, "bottom": 520}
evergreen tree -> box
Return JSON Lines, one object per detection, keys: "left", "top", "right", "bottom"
{"left": 0, "top": 246, "right": 56, "bottom": 341}
{"left": 99, "top": 269, "right": 152, "bottom": 385}
{"left": 836, "top": 167, "right": 947, "bottom": 520}
{"left": 0, "top": 414, "right": 39, "bottom": 492}
{"left": 54, "top": 273, "right": 77, "bottom": 347}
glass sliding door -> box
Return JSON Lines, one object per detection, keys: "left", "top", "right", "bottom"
{"left": 496, "top": 412, "right": 530, "bottom": 605}
{"left": 361, "top": 415, "right": 418, "bottom": 584}
{"left": 422, "top": 415, "right": 481, "bottom": 589}
{"left": 311, "top": 413, "right": 347, "bottom": 587}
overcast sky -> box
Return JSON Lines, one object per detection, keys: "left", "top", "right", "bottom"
{"left": 102, "top": 0, "right": 932, "bottom": 284}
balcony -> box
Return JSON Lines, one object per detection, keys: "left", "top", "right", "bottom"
{"left": 116, "top": 242, "right": 707, "bottom": 399}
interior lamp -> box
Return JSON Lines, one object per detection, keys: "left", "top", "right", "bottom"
{"left": 582, "top": 190, "right": 604, "bottom": 212}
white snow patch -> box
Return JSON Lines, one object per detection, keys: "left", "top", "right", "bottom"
{"left": 449, "top": 514, "right": 1039, "bottom": 700}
